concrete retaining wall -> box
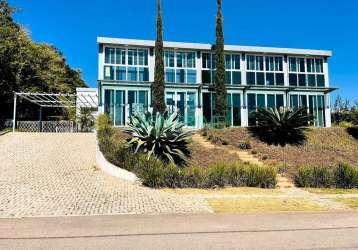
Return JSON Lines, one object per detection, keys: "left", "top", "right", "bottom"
{"left": 95, "top": 142, "right": 139, "bottom": 183}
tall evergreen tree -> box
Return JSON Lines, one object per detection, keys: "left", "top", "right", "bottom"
{"left": 152, "top": 0, "right": 166, "bottom": 114}
{"left": 214, "top": 0, "right": 227, "bottom": 120}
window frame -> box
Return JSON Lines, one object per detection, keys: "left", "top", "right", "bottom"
{"left": 246, "top": 54, "right": 284, "bottom": 86}
{"left": 288, "top": 56, "right": 325, "bottom": 87}
{"left": 103, "top": 46, "right": 150, "bottom": 82}
{"left": 165, "top": 50, "right": 197, "bottom": 84}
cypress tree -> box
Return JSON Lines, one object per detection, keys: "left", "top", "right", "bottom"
{"left": 152, "top": 0, "right": 166, "bottom": 114}
{"left": 214, "top": 0, "right": 227, "bottom": 120}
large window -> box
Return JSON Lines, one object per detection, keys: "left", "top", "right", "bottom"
{"left": 103, "top": 47, "right": 149, "bottom": 82}
{"left": 246, "top": 55, "right": 284, "bottom": 86}
{"left": 202, "top": 92, "right": 241, "bottom": 126}
{"left": 289, "top": 94, "right": 325, "bottom": 127}
{"left": 165, "top": 91, "right": 196, "bottom": 127}
{"left": 202, "top": 53, "right": 241, "bottom": 85}
{"left": 289, "top": 57, "right": 325, "bottom": 87}
{"left": 164, "top": 51, "right": 196, "bottom": 84}
{"left": 104, "top": 89, "right": 149, "bottom": 126}
{"left": 247, "top": 93, "right": 285, "bottom": 125}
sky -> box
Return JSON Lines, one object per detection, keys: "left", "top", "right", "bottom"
{"left": 10, "top": 0, "right": 358, "bottom": 102}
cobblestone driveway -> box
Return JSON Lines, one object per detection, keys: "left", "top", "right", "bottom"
{"left": 0, "top": 133, "right": 210, "bottom": 218}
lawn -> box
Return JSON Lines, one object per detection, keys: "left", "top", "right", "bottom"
{"left": 305, "top": 188, "right": 358, "bottom": 195}
{"left": 208, "top": 198, "right": 326, "bottom": 213}
{"left": 207, "top": 127, "right": 358, "bottom": 178}
{"left": 162, "top": 187, "right": 283, "bottom": 195}
{"left": 335, "top": 198, "right": 358, "bottom": 209}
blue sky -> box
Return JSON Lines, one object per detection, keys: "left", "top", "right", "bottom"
{"left": 10, "top": 0, "right": 358, "bottom": 102}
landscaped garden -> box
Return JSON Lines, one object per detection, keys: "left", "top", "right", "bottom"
{"left": 96, "top": 112, "right": 277, "bottom": 189}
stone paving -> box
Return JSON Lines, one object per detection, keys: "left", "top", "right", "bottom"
{"left": 0, "top": 133, "right": 211, "bottom": 218}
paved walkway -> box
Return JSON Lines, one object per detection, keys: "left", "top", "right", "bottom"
{"left": 1, "top": 212, "right": 358, "bottom": 249}
{"left": 0, "top": 133, "right": 211, "bottom": 218}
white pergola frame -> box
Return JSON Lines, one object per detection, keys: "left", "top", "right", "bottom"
{"left": 12, "top": 92, "right": 98, "bottom": 132}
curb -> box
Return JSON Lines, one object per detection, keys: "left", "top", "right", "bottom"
{"left": 95, "top": 136, "right": 139, "bottom": 183}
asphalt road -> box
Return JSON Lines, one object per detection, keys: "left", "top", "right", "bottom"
{"left": 1, "top": 212, "right": 358, "bottom": 250}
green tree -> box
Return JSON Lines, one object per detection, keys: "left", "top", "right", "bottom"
{"left": 152, "top": 0, "right": 166, "bottom": 115}
{"left": 214, "top": 0, "right": 227, "bottom": 120}
{"left": 0, "top": 0, "right": 87, "bottom": 119}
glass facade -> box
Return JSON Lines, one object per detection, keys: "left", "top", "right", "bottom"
{"left": 104, "top": 47, "right": 149, "bottom": 82}
{"left": 289, "top": 57, "right": 325, "bottom": 87}
{"left": 202, "top": 53, "right": 241, "bottom": 85}
{"left": 246, "top": 55, "right": 284, "bottom": 86}
{"left": 104, "top": 89, "right": 125, "bottom": 126}
{"left": 101, "top": 43, "right": 330, "bottom": 128}
{"left": 247, "top": 93, "right": 285, "bottom": 125}
{"left": 202, "top": 92, "right": 241, "bottom": 126}
{"left": 104, "top": 89, "right": 148, "bottom": 126}
{"left": 289, "top": 94, "right": 325, "bottom": 127}
{"left": 165, "top": 91, "right": 196, "bottom": 127}
{"left": 164, "top": 51, "right": 196, "bottom": 84}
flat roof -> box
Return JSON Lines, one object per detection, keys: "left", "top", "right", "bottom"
{"left": 97, "top": 37, "right": 332, "bottom": 57}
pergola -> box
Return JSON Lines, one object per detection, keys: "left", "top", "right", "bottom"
{"left": 12, "top": 92, "right": 98, "bottom": 132}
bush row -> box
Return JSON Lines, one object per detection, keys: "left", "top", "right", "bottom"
{"left": 139, "top": 160, "right": 277, "bottom": 188}
{"left": 295, "top": 163, "right": 358, "bottom": 188}
{"left": 96, "top": 114, "right": 277, "bottom": 189}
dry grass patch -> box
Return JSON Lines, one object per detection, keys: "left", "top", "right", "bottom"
{"left": 162, "top": 187, "right": 283, "bottom": 195}
{"left": 335, "top": 198, "right": 358, "bottom": 209}
{"left": 208, "top": 198, "right": 326, "bottom": 213}
{"left": 305, "top": 188, "right": 358, "bottom": 195}
{"left": 189, "top": 141, "right": 240, "bottom": 167}
{"left": 208, "top": 127, "right": 358, "bottom": 178}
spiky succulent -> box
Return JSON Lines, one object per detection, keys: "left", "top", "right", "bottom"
{"left": 250, "top": 107, "right": 313, "bottom": 145}
{"left": 124, "top": 111, "right": 192, "bottom": 166}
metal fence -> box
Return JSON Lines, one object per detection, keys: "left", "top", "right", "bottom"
{"left": 16, "top": 121, "right": 75, "bottom": 133}
{"left": 0, "top": 119, "right": 13, "bottom": 130}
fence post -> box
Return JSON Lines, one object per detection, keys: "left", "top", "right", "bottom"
{"left": 12, "top": 93, "right": 17, "bottom": 132}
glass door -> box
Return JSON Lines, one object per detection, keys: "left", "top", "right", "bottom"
{"left": 115, "top": 90, "right": 125, "bottom": 126}
{"left": 186, "top": 92, "right": 196, "bottom": 127}
{"left": 128, "top": 90, "right": 148, "bottom": 117}
{"left": 176, "top": 92, "right": 185, "bottom": 123}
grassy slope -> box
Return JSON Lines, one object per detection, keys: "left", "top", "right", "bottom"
{"left": 113, "top": 128, "right": 241, "bottom": 168}
{"left": 209, "top": 127, "right": 358, "bottom": 177}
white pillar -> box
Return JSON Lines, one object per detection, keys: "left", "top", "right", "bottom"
{"left": 12, "top": 93, "right": 17, "bottom": 132}
{"left": 241, "top": 108, "right": 248, "bottom": 127}
{"left": 325, "top": 94, "right": 332, "bottom": 127}
{"left": 283, "top": 56, "right": 289, "bottom": 86}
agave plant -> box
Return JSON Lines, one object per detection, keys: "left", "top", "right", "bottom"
{"left": 250, "top": 107, "right": 313, "bottom": 145}
{"left": 124, "top": 111, "right": 192, "bottom": 166}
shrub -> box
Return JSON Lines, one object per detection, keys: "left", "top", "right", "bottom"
{"left": 339, "top": 121, "right": 353, "bottom": 128}
{"left": 347, "top": 126, "right": 358, "bottom": 139}
{"left": 180, "top": 166, "right": 207, "bottom": 188}
{"left": 137, "top": 160, "right": 277, "bottom": 189}
{"left": 238, "top": 140, "right": 251, "bottom": 150}
{"left": 125, "top": 111, "right": 192, "bottom": 166}
{"left": 138, "top": 156, "right": 168, "bottom": 188}
{"left": 206, "top": 163, "right": 228, "bottom": 188}
{"left": 295, "top": 165, "right": 332, "bottom": 188}
{"left": 334, "top": 162, "right": 358, "bottom": 188}
{"left": 96, "top": 114, "right": 114, "bottom": 143}
{"left": 249, "top": 107, "right": 313, "bottom": 145}
{"left": 295, "top": 164, "right": 358, "bottom": 188}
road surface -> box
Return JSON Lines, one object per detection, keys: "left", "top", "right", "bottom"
{"left": 1, "top": 212, "right": 358, "bottom": 249}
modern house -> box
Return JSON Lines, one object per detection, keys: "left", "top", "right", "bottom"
{"left": 97, "top": 37, "right": 335, "bottom": 128}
